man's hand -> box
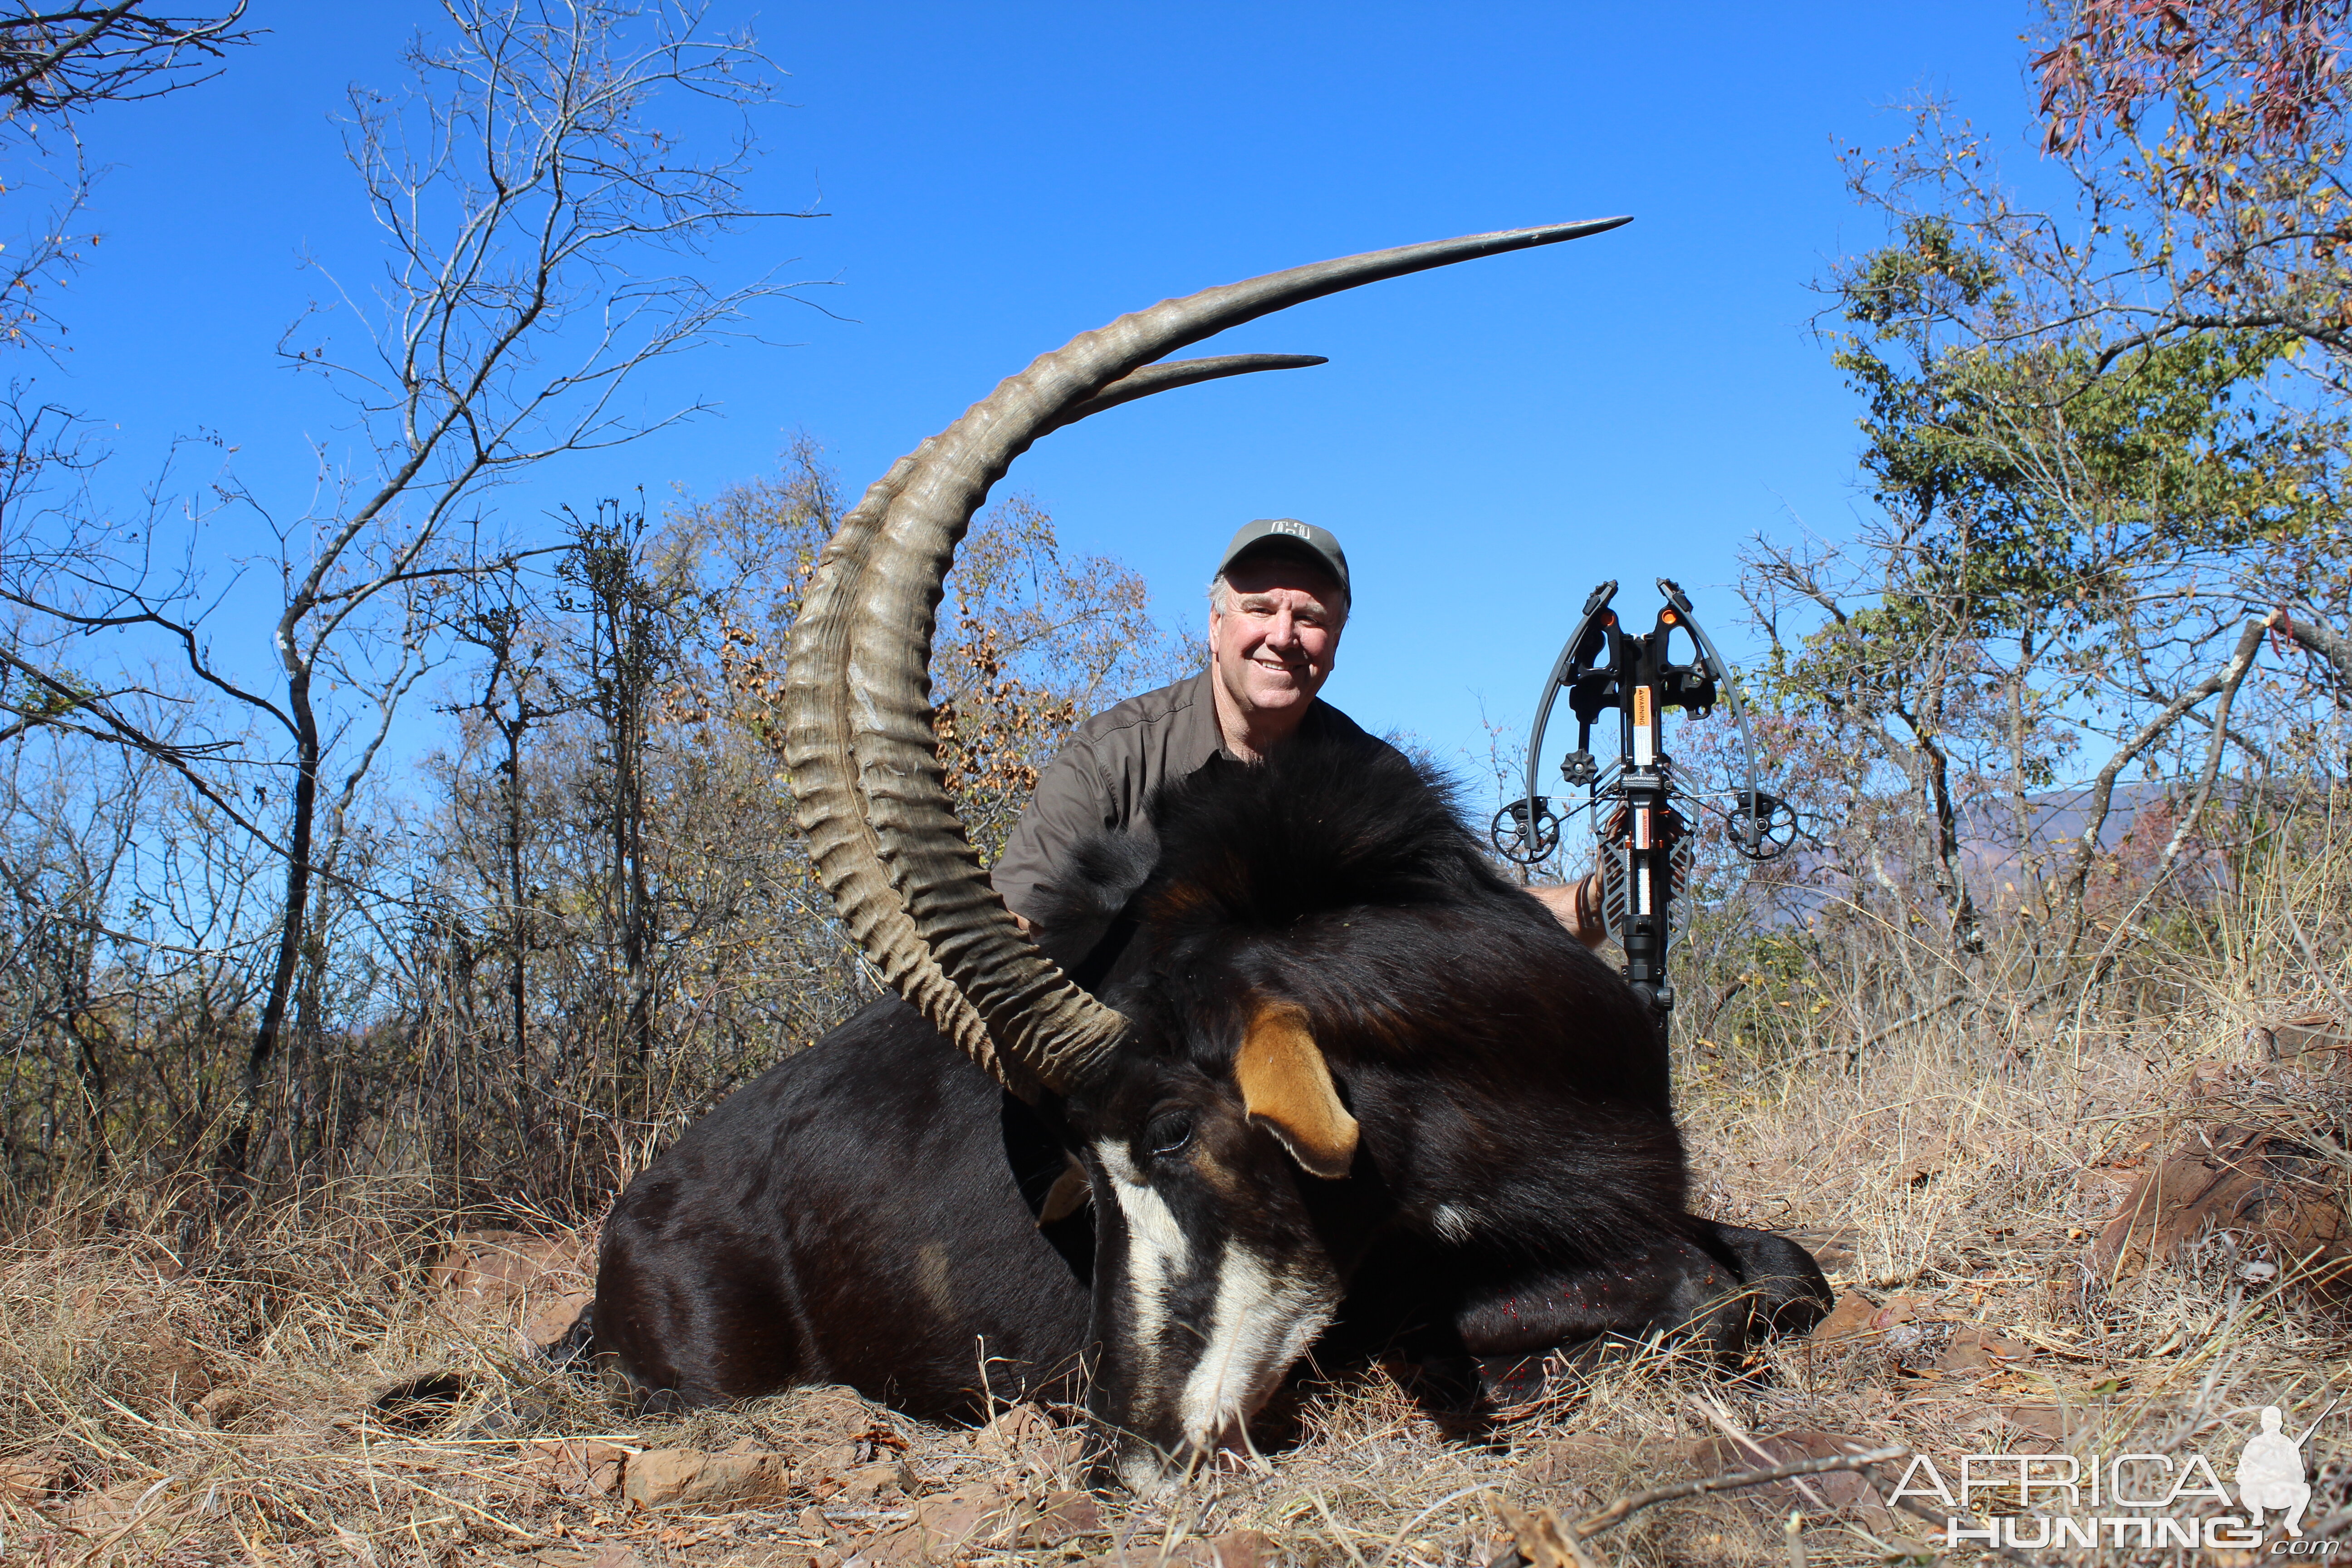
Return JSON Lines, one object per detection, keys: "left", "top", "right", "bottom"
{"left": 1528, "top": 873, "right": 1609, "bottom": 950}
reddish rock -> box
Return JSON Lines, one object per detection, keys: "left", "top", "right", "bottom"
{"left": 836, "top": 1461, "right": 905, "bottom": 1504}
{"left": 1080, "top": 1531, "right": 1273, "bottom": 1568}
{"left": 1936, "top": 1326, "right": 2034, "bottom": 1373}
{"left": 529, "top": 1438, "right": 628, "bottom": 1497}
{"left": 191, "top": 1385, "right": 256, "bottom": 1430}
{"left": 975, "top": 1404, "right": 1054, "bottom": 1454}
{"left": 1898, "top": 1147, "right": 1948, "bottom": 1186}
{"left": 2085, "top": 1122, "right": 2351, "bottom": 1296}
{"left": 1210, "top": 1528, "right": 1277, "bottom": 1568}
{"left": 432, "top": 1229, "right": 598, "bottom": 1350}
{"left": 0, "top": 1456, "right": 49, "bottom": 1504}
{"left": 906, "top": 1484, "right": 1020, "bottom": 1562}
{"left": 620, "top": 1446, "right": 791, "bottom": 1509}
{"left": 431, "top": 1230, "right": 578, "bottom": 1304}
{"left": 524, "top": 1290, "right": 594, "bottom": 1350}
{"left": 1015, "top": 1490, "right": 1103, "bottom": 1546}
{"left": 2000, "top": 1402, "right": 2088, "bottom": 1441}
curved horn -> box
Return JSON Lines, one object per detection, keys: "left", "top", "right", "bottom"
{"left": 1045, "top": 353, "right": 1328, "bottom": 432}
{"left": 784, "top": 216, "right": 1632, "bottom": 1097}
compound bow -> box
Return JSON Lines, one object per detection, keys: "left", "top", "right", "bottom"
{"left": 1491, "top": 578, "right": 1796, "bottom": 1023}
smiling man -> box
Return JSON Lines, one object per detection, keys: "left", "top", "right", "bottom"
{"left": 991, "top": 518, "right": 1606, "bottom": 946}
{"left": 991, "top": 518, "right": 1377, "bottom": 929}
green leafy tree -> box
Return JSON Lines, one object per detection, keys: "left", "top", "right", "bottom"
{"left": 1758, "top": 130, "right": 2339, "bottom": 962}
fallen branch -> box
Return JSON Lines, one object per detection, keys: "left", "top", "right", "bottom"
{"left": 1685, "top": 1392, "right": 1835, "bottom": 1516}
{"left": 1849, "top": 993, "right": 1971, "bottom": 1056}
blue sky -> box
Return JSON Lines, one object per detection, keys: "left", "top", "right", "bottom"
{"left": 39, "top": 2, "right": 2042, "bottom": 790}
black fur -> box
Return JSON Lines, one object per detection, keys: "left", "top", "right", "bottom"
{"left": 594, "top": 738, "right": 1828, "bottom": 1469}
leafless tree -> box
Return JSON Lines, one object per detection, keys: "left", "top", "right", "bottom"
{"left": 213, "top": 0, "right": 823, "bottom": 1185}
{"left": 4, "top": 0, "right": 823, "bottom": 1192}
{"left": 0, "top": 672, "right": 280, "bottom": 1187}
{"left": 442, "top": 569, "right": 571, "bottom": 1081}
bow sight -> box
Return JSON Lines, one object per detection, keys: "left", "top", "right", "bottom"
{"left": 1491, "top": 578, "right": 1796, "bottom": 1022}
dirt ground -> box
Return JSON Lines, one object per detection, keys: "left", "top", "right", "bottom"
{"left": 0, "top": 1006, "right": 2346, "bottom": 1568}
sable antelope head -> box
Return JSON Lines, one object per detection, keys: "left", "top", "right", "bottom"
{"left": 783, "top": 218, "right": 1628, "bottom": 1489}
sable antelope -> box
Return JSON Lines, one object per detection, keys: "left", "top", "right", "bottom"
{"left": 591, "top": 220, "right": 1832, "bottom": 1490}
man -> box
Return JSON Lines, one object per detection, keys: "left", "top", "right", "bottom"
{"left": 2236, "top": 1405, "right": 2311, "bottom": 1537}
{"left": 990, "top": 517, "right": 1603, "bottom": 942}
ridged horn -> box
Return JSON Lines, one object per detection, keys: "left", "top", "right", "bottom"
{"left": 784, "top": 216, "right": 1631, "bottom": 1098}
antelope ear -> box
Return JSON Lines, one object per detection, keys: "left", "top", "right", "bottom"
{"left": 1037, "top": 1152, "right": 1092, "bottom": 1225}
{"left": 1235, "top": 1003, "right": 1359, "bottom": 1179}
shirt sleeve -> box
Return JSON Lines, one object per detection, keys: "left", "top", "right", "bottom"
{"left": 990, "top": 736, "right": 1113, "bottom": 925}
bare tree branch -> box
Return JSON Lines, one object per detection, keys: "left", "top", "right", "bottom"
{"left": 2058, "top": 628, "right": 2259, "bottom": 952}
{"left": 2268, "top": 603, "right": 2352, "bottom": 684}
{"left": 0, "top": 1, "right": 253, "bottom": 123}
{"left": 2155, "top": 615, "right": 2267, "bottom": 880}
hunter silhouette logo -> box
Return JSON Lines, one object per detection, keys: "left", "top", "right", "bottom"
{"left": 2238, "top": 1406, "right": 2313, "bottom": 1537}
{"left": 1888, "top": 1401, "right": 2337, "bottom": 1553}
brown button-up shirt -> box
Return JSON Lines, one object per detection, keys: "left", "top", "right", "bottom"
{"left": 989, "top": 670, "right": 1393, "bottom": 924}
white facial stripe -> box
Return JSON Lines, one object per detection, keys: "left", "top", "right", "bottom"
{"left": 1096, "top": 1141, "right": 1189, "bottom": 1378}
{"left": 1095, "top": 1143, "right": 1189, "bottom": 1266}
{"left": 1174, "top": 1241, "right": 1339, "bottom": 1453}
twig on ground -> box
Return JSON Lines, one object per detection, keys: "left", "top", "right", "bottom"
{"left": 1485, "top": 1446, "right": 1908, "bottom": 1568}
{"left": 1686, "top": 1392, "right": 1834, "bottom": 1515}
{"left": 1572, "top": 1447, "right": 1906, "bottom": 1538}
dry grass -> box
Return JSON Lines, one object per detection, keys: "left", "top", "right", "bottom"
{"left": 1, "top": 862, "right": 2348, "bottom": 1566}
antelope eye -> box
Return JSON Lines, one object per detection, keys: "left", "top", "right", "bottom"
{"left": 1144, "top": 1110, "right": 1194, "bottom": 1158}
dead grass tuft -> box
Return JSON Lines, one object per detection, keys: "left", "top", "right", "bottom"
{"left": 0, "top": 869, "right": 2347, "bottom": 1564}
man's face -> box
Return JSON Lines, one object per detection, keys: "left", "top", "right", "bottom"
{"left": 1209, "top": 554, "right": 1343, "bottom": 730}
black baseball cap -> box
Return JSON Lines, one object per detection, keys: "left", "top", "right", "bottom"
{"left": 1216, "top": 518, "right": 1350, "bottom": 596}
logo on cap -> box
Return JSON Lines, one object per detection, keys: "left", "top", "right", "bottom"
{"left": 1269, "top": 519, "right": 1309, "bottom": 538}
